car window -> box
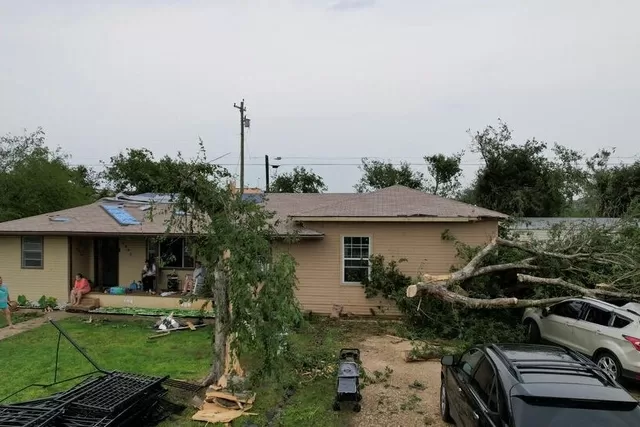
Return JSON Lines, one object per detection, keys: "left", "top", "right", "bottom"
{"left": 612, "top": 315, "right": 632, "bottom": 328}
{"left": 584, "top": 305, "right": 613, "bottom": 326}
{"left": 470, "top": 356, "right": 496, "bottom": 406}
{"left": 550, "top": 301, "right": 583, "bottom": 319}
{"left": 459, "top": 348, "right": 483, "bottom": 377}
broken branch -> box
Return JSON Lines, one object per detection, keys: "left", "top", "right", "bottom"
{"left": 415, "top": 284, "right": 570, "bottom": 308}
{"left": 517, "top": 274, "right": 640, "bottom": 301}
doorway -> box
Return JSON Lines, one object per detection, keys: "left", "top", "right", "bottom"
{"left": 94, "top": 238, "right": 119, "bottom": 289}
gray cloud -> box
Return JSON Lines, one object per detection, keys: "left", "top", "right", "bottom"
{"left": 329, "top": 0, "right": 376, "bottom": 11}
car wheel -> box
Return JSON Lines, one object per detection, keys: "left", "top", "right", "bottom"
{"left": 440, "top": 380, "right": 453, "bottom": 423}
{"left": 595, "top": 351, "right": 622, "bottom": 382}
{"left": 525, "top": 319, "right": 541, "bottom": 344}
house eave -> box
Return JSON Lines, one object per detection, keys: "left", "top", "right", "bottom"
{"left": 289, "top": 216, "right": 483, "bottom": 223}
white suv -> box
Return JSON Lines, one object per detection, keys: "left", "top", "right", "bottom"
{"left": 522, "top": 297, "right": 640, "bottom": 382}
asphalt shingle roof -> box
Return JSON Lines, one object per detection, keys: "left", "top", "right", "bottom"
{"left": 0, "top": 185, "right": 507, "bottom": 236}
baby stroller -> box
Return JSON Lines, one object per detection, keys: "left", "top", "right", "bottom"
{"left": 332, "top": 348, "right": 363, "bottom": 412}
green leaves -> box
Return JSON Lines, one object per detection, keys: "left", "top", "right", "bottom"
{"left": 158, "top": 145, "right": 302, "bottom": 380}
{"left": 355, "top": 159, "right": 424, "bottom": 192}
{"left": 0, "top": 128, "right": 97, "bottom": 222}
{"left": 271, "top": 167, "right": 327, "bottom": 193}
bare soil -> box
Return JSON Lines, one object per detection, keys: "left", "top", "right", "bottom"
{"left": 351, "top": 335, "right": 446, "bottom": 427}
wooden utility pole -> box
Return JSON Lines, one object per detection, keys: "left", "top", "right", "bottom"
{"left": 233, "top": 99, "right": 247, "bottom": 195}
{"left": 264, "top": 155, "right": 270, "bottom": 193}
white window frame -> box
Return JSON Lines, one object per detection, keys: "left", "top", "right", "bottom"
{"left": 21, "top": 236, "right": 44, "bottom": 269}
{"left": 341, "top": 235, "right": 372, "bottom": 285}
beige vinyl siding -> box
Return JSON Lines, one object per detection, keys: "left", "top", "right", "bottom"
{"left": 70, "top": 237, "right": 93, "bottom": 282}
{"left": 119, "top": 237, "right": 148, "bottom": 286}
{"left": 274, "top": 220, "right": 499, "bottom": 316}
{"left": 0, "top": 236, "right": 69, "bottom": 304}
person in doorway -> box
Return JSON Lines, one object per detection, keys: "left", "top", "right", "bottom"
{"left": 70, "top": 273, "right": 91, "bottom": 306}
{"left": 0, "top": 276, "right": 14, "bottom": 328}
{"left": 141, "top": 259, "right": 157, "bottom": 292}
{"left": 192, "top": 261, "right": 206, "bottom": 295}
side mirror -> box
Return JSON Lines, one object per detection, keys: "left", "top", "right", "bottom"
{"left": 441, "top": 355, "right": 454, "bottom": 366}
{"left": 542, "top": 307, "right": 551, "bottom": 317}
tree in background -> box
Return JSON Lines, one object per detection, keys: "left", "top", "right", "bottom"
{"left": 355, "top": 158, "right": 424, "bottom": 192}
{"left": 270, "top": 166, "right": 327, "bottom": 193}
{"left": 424, "top": 152, "right": 464, "bottom": 197}
{"left": 579, "top": 148, "right": 640, "bottom": 217}
{"left": 463, "top": 121, "right": 585, "bottom": 217}
{"left": 0, "top": 128, "right": 97, "bottom": 222}
{"left": 101, "top": 148, "right": 192, "bottom": 194}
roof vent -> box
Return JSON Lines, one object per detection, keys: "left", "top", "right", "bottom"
{"left": 49, "top": 216, "right": 70, "bottom": 223}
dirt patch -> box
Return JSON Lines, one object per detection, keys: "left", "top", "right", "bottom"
{"left": 351, "top": 335, "right": 446, "bottom": 427}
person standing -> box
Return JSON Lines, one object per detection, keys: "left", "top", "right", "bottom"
{"left": 0, "top": 276, "right": 14, "bottom": 328}
{"left": 141, "top": 259, "right": 157, "bottom": 293}
{"left": 192, "top": 261, "right": 206, "bottom": 295}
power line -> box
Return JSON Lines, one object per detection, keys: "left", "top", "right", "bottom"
{"left": 69, "top": 160, "right": 640, "bottom": 168}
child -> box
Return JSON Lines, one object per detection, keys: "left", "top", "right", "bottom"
{"left": 0, "top": 276, "right": 14, "bottom": 328}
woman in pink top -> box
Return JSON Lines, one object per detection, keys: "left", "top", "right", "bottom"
{"left": 70, "top": 273, "right": 91, "bottom": 306}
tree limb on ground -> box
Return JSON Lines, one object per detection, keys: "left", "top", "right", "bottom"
{"left": 406, "top": 236, "right": 640, "bottom": 308}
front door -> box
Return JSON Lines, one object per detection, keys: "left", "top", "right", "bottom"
{"left": 94, "top": 238, "right": 119, "bottom": 289}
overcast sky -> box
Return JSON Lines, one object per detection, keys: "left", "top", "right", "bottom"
{"left": 1, "top": 0, "right": 639, "bottom": 192}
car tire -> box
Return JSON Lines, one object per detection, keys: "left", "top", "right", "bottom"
{"left": 525, "top": 319, "right": 541, "bottom": 344}
{"left": 440, "top": 380, "right": 453, "bottom": 423}
{"left": 595, "top": 350, "right": 622, "bottom": 382}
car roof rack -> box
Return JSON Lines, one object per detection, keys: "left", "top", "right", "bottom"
{"left": 489, "top": 345, "right": 616, "bottom": 387}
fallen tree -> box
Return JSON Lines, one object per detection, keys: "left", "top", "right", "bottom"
{"left": 406, "top": 232, "right": 640, "bottom": 308}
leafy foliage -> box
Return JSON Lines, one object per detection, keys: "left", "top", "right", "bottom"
{"left": 355, "top": 158, "right": 424, "bottom": 192}
{"left": 271, "top": 166, "right": 327, "bottom": 193}
{"left": 148, "top": 144, "right": 302, "bottom": 382}
{"left": 0, "top": 129, "right": 98, "bottom": 221}
{"left": 101, "top": 147, "right": 194, "bottom": 194}
{"left": 424, "top": 152, "right": 463, "bottom": 197}
{"left": 463, "top": 121, "right": 585, "bottom": 217}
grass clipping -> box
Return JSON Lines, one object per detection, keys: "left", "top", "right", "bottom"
{"left": 192, "top": 389, "right": 257, "bottom": 424}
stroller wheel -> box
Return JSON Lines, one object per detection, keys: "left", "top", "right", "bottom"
{"left": 356, "top": 392, "right": 362, "bottom": 402}
{"left": 332, "top": 401, "right": 341, "bottom": 411}
{"left": 353, "top": 403, "right": 362, "bottom": 412}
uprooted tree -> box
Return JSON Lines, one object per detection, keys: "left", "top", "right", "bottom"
{"left": 362, "top": 219, "right": 640, "bottom": 342}
{"left": 404, "top": 221, "right": 640, "bottom": 309}
{"left": 148, "top": 144, "right": 302, "bottom": 386}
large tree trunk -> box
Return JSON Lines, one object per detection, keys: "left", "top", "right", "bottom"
{"left": 202, "top": 260, "right": 229, "bottom": 386}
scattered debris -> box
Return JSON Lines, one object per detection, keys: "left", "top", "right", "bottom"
{"left": 149, "top": 313, "right": 207, "bottom": 338}
{"left": 408, "top": 380, "right": 426, "bottom": 391}
{"left": 191, "top": 388, "right": 257, "bottom": 424}
{"left": 330, "top": 304, "right": 344, "bottom": 319}
{"left": 386, "top": 334, "right": 406, "bottom": 344}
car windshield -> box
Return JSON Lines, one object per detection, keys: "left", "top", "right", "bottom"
{"left": 512, "top": 397, "right": 640, "bottom": 427}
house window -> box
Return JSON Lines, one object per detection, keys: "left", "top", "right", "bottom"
{"left": 22, "top": 236, "right": 43, "bottom": 269}
{"left": 342, "top": 236, "right": 371, "bottom": 283}
{"left": 147, "top": 237, "right": 194, "bottom": 269}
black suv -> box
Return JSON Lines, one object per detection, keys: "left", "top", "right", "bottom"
{"left": 440, "top": 343, "right": 640, "bottom": 426}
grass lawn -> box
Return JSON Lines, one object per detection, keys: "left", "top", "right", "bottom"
{"left": 0, "top": 310, "right": 41, "bottom": 328}
{"left": 0, "top": 315, "right": 398, "bottom": 426}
